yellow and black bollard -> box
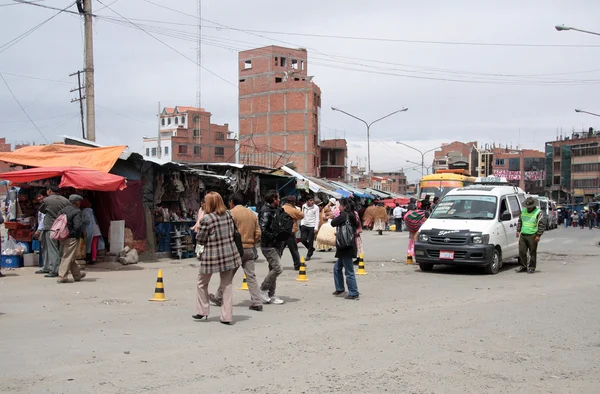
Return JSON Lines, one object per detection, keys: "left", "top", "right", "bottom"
{"left": 296, "top": 256, "right": 309, "bottom": 282}
{"left": 356, "top": 253, "right": 367, "bottom": 275}
{"left": 238, "top": 274, "right": 249, "bottom": 290}
{"left": 406, "top": 254, "right": 414, "bottom": 265}
{"left": 149, "top": 269, "right": 168, "bottom": 301}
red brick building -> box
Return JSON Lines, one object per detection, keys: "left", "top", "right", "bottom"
{"left": 143, "top": 106, "right": 235, "bottom": 163}
{"left": 491, "top": 148, "right": 545, "bottom": 194}
{"left": 372, "top": 171, "right": 408, "bottom": 194}
{"left": 0, "top": 138, "right": 11, "bottom": 153}
{"left": 238, "top": 46, "right": 322, "bottom": 175}
{"left": 432, "top": 141, "right": 478, "bottom": 175}
{"left": 320, "top": 139, "right": 347, "bottom": 181}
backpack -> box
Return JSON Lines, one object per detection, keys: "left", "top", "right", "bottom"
{"left": 335, "top": 215, "right": 355, "bottom": 250}
{"left": 268, "top": 208, "right": 294, "bottom": 242}
{"left": 50, "top": 214, "right": 70, "bottom": 241}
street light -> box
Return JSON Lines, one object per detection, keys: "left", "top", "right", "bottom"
{"left": 555, "top": 25, "right": 600, "bottom": 36}
{"left": 395, "top": 142, "right": 441, "bottom": 178}
{"left": 575, "top": 108, "right": 600, "bottom": 117}
{"left": 406, "top": 159, "right": 432, "bottom": 174}
{"left": 331, "top": 106, "right": 408, "bottom": 187}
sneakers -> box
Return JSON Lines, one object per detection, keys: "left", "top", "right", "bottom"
{"left": 209, "top": 293, "right": 222, "bottom": 306}
{"left": 74, "top": 272, "right": 86, "bottom": 282}
{"left": 260, "top": 290, "right": 271, "bottom": 304}
{"left": 270, "top": 295, "right": 284, "bottom": 305}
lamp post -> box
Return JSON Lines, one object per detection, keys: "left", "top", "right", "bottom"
{"left": 332, "top": 106, "right": 408, "bottom": 187}
{"left": 555, "top": 25, "right": 600, "bottom": 36}
{"left": 406, "top": 159, "right": 432, "bottom": 174}
{"left": 575, "top": 108, "right": 600, "bottom": 118}
{"left": 395, "top": 142, "right": 441, "bottom": 178}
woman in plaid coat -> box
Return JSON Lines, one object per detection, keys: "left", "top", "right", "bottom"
{"left": 193, "top": 192, "right": 241, "bottom": 324}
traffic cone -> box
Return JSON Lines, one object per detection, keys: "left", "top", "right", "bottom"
{"left": 356, "top": 253, "right": 367, "bottom": 275}
{"left": 238, "top": 274, "right": 249, "bottom": 290}
{"left": 406, "top": 253, "right": 414, "bottom": 265}
{"left": 149, "top": 269, "right": 167, "bottom": 301}
{"left": 296, "top": 256, "right": 309, "bottom": 282}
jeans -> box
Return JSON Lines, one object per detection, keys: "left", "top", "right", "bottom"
{"left": 564, "top": 219, "right": 569, "bottom": 228}
{"left": 300, "top": 225, "right": 316, "bottom": 256}
{"left": 333, "top": 256, "right": 359, "bottom": 297}
{"left": 260, "top": 247, "right": 283, "bottom": 297}
{"left": 394, "top": 218, "right": 403, "bottom": 232}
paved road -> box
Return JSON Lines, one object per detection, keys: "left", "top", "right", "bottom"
{"left": 0, "top": 227, "right": 599, "bottom": 393}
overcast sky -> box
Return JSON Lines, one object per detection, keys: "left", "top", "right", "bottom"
{"left": 2, "top": 0, "right": 600, "bottom": 182}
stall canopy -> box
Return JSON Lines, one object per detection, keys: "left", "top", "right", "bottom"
{"left": 329, "top": 181, "right": 375, "bottom": 199}
{"left": 0, "top": 166, "right": 127, "bottom": 192}
{"left": 0, "top": 144, "right": 127, "bottom": 173}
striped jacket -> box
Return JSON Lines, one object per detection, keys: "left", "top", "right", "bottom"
{"left": 196, "top": 212, "right": 242, "bottom": 274}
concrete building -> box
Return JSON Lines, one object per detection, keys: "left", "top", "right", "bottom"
{"left": 238, "top": 45, "right": 322, "bottom": 175}
{"left": 372, "top": 171, "right": 408, "bottom": 195}
{"left": 143, "top": 106, "right": 235, "bottom": 163}
{"left": 545, "top": 129, "right": 600, "bottom": 204}
{"left": 432, "top": 141, "right": 478, "bottom": 175}
{"left": 492, "top": 147, "right": 545, "bottom": 195}
{"left": 320, "top": 139, "right": 347, "bottom": 181}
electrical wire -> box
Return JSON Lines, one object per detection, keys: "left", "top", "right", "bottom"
{"left": 10, "top": 0, "right": 80, "bottom": 15}
{"left": 0, "top": 71, "right": 71, "bottom": 84}
{"left": 96, "top": 0, "right": 237, "bottom": 88}
{"left": 0, "top": 73, "right": 49, "bottom": 142}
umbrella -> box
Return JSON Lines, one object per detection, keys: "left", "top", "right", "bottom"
{"left": 0, "top": 166, "right": 127, "bottom": 192}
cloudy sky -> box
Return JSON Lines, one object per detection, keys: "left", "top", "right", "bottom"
{"left": 1, "top": 0, "right": 600, "bottom": 182}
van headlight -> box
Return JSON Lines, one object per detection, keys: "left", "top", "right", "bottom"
{"left": 472, "top": 234, "right": 489, "bottom": 244}
{"left": 418, "top": 233, "right": 429, "bottom": 242}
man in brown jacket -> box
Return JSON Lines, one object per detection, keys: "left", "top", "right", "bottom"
{"left": 210, "top": 193, "right": 263, "bottom": 311}
{"left": 281, "top": 196, "right": 304, "bottom": 270}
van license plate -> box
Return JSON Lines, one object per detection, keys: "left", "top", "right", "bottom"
{"left": 440, "top": 251, "right": 454, "bottom": 260}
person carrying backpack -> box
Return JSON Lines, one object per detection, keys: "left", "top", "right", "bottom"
{"left": 331, "top": 198, "right": 359, "bottom": 300}
{"left": 56, "top": 194, "right": 86, "bottom": 284}
{"left": 258, "top": 190, "right": 293, "bottom": 305}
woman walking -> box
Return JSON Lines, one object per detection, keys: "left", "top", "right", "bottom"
{"left": 193, "top": 192, "right": 241, "bottom": 325}
{"left": 330, "top": 199, "right": 359, "bottom": 300}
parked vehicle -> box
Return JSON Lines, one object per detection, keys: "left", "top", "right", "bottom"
{"left": 415, "top": 181, "right": 526, "bottom": 275}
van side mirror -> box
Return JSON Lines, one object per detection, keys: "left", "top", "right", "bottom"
{"left": 500, "top": 212, "right": 512, "bottom": 221}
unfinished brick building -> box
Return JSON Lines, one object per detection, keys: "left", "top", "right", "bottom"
{"left": 238, "top": 46, "right": 322, "bottom": 175}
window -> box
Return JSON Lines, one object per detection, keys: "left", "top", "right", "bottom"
{"left": 572, "top": 162, "right": 600, "bottom": 172}
{"left": 553, "top": 175, "right": 561, "bottom": 185}
{"left": 174, "top": 117, "right": 178, "bottom": 125}
{"left": 499, "top": 198, "right": 509, "bottom": 219}
{"left": 178, "top": 145, "right": 187, "bottom": 155}
{"left": 280, "top": 57, "right": 287, "bottom": 67}
{"left": 181, "top": 116, "right": 185, "bottom": 124}
{"left": 291, "top": 59, "right": 298, "bottom": 70}
{"left": 244, "top": 60, "right": 252, "bottom": 70}
{"left": 216, "top": 132, "right": 225, "bottom": 141}
{"left": 507, "top": 195, "right": 521, "bottom": 217}
{"left": 193, "top": 129, "right": 200, "bottom": 137}
{"left": 193, "top": 145, "right": 201, "bottom": 155}
{"left": 301, "top": 60, "right": 305, "bottom": 70}
{"left": 239, "top": 79, "right": 246, "bottom": 83}
{"left": 145, "top": 148, "right": 150, "bottom": 156}
{"left": 164, "top": 146, "right": 169, "bottom": 155}
{"left": 274, "top": 56, "right": 278, "bottom": 66}
{"left": 294, "top": 78, "right": 300, "bottom": 81}
{"left": 572, "top": 144, "right": 599, "bottom": 157}
{"left": 508, "top": 158, "right": 520, "bottom": 171}
{"left": 151, "top": 147, "right": 157, "bottom": 157}
{"left": 553, "top": 146, "right": 561, "bottom": 157}
{"left": 313, "top": 134, "right": 317, "bottom": 147}
{"left": 275, "top": 77, "right": 282, "bottom": 83}
{"left": 167, "top": 118, "right": 171, "bottom": 125}
{"left": 553, "top": 161, "right": 561, "bottom": 172}
{"left": 573, "top": 178, "right": 600, "bottom": 188}
{"left": 161, "top": 119, "right": 165, "bottom": 126}
{"left": 193, "top": 115, "right": 200, "bottom": 125}
{"left": 215, "top": 147, "right": 224, "bottom": 156}
{"left": 494, "top": 158, "right": 505, "bottom": 166}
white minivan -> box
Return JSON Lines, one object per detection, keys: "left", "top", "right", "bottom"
{"left": 415, "top": 183, "right": 526, "bottom": 274}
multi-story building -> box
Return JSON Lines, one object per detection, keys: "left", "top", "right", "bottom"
{"left": 545, "top": 129, "right": 600, "bottom": 204}
{"left": 372, "top": 171, "right": 408, "bottom": 195}
{"left": 0, "top": 138, "right": 11, "bottom": 152}
{"left": 238, "top": 45, "right": 322, "bottom": 175}
{"left": 492, "top": 147, "right": 545, "bottom": 194}
{"left": 143, "top": 106, "right": 235, "bottom": 163}
{"left": 320, "top": 139, "right": 347, "bottom": 181}
{"left": 432, "top": 141, "right": 478, "bottom": 175}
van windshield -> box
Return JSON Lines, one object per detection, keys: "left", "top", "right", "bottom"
{"left": 431, "top": 195, "right": 498, "bottom": 220}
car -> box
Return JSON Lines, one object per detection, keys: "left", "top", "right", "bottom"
{"left": 415, "top": 180, "right": 526, "bottom": 274}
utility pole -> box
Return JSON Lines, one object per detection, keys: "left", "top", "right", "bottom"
{"left": 69, "top": 70, "right": 86, "bottom": 139}
{"left": 157, "top": 102, "right": 162, "bottom": 159}
{"left": 79, "top": 0, "right": 96, "bottom": 142}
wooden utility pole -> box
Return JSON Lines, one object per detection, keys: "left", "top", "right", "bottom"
{"left": 82, "top": 0, "right": 96, "bottom": 141}
{"left": 69, "top": 70, "right": 86, "bottom": 139}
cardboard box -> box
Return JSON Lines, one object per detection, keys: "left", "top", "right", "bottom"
{"left": 23, "top": 253, "right": 39, "bottom": 267}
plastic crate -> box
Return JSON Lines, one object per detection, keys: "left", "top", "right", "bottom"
{"left": 1, "top": 255, "right": 24, "bottom": 268}
{"left": 8, "top": 229, "right": 33, "bottom": 242}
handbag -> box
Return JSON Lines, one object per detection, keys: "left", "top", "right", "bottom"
{"left": 336, "top": 215, "right": 355, "bottom": 250}
{"left": 228, "top": 212, "right": 244, "bottom": 258}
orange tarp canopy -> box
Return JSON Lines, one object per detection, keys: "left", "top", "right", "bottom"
{"left": 0, "top": 144, "right": 127, "bottom": 173}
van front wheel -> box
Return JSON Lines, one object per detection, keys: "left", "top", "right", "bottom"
{"left": 419, "top": 263, "right": 434, "bottom": 272}
{"left": 485, "top": 249, "right": 501, "bottom": 275}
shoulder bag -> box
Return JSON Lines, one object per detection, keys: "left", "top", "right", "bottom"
{"left": 228, "top": 212, "right": 244, "bottom": 258}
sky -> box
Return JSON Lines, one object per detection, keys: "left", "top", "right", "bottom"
{"left": 1, "top": 0, "right": 600, "bottom": 183}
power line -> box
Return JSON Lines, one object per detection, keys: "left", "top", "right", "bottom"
{"left": 0, "top": 73, "right": 49, "bottom": 142}
{"left": 10, "top": 0, "right": 80, "bottom": 15}
{"left": 96, "top": 0, "right": 236, "bottom": 88}
{"left": 0, "top": 71, "right": 72, "bottom": 84}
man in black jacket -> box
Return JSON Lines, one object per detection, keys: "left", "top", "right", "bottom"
{"left": 258, "top": 190, "right": 285, "bottom": 305}
{"left": 56, "top": 194, "right": 86, "bottom": 284}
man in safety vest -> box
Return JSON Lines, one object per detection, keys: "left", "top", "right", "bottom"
{"left": 516, "top": 197, "right": 545, "bottom": 274}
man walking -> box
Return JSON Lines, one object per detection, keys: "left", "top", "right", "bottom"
{"left": 56, "top": 195, "right": 86, "bottom": 283}
{"left": 392, "top": 203, "right": 406, "bottom": 232}
{"left": 38, "top": 185, "right": 70, "bottom": 278}
{"left": 210, "top": 193, "right": 263, "bottom": 311}
{"left": 259, "top": 190, "right": 287, "bottom": 305}
{"left": 281, "top": 196, "right": 304, "bottom": 270}
{"left": 516, "top": 197, "right": 545, "bottom": 274}
{"left": 300, "top": 196, "right": 320, "bottom": 261}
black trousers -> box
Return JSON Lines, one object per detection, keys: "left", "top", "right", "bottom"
{"left": 300, "top": 225, "right": 316, "bottom": 256}
{"left": 394, "top": 218, "right": 403, "bottom": 232}
{"left": 280, "top": 236, "right": 301, "bottom": 267}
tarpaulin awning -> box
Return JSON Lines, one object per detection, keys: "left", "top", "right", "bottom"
{"left": 0, "top": 144, "right": 127, "bottom": 173}
{"left": 334, "top": 189, "right": 351, "bottom": 198}
{"left": 382, "top": 197, "right": 411, "bottom": 208}
{"left": 0, "top": 166, "right": 127, "bottom": 191}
